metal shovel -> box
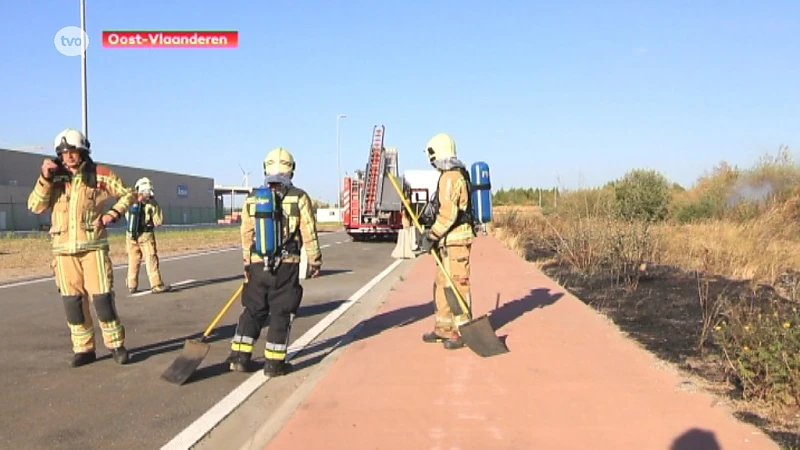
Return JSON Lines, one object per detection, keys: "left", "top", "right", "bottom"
{"left": 160, "top": 283, "right": 244, "bottom": 385}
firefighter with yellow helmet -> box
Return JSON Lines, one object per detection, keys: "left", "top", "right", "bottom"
{"left": 27, "top": 128, "right": 136, "bottom": 367}
{"left": 417, "top": 133, "right": 476, "bottom": 350}
{"left": 227, "top": 147, "right": 322, "bottom": 376}
{"left": 124, "top": 176, "right": 171, "bottom": 294}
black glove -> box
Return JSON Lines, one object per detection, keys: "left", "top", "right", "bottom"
{"left": 416, "top": 230, "right": 437, "bottom": 255}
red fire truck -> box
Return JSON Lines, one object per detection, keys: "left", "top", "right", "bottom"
{"left": 342, "top": 125, "right": 404, "bottom": 242}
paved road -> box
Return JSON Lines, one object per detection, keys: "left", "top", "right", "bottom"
{"left": 0, "top": 231, "right": 399, "bottom": 449}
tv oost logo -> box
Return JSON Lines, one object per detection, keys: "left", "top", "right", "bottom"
{"left": 54, "top": 26, "right": 90, "bottom": 56}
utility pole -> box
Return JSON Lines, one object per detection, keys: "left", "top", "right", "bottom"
{"left": 80, "top": 0, "right": 89, "bottom": 138}
{"left": 336, "top": 114, "right": 346, "bottom": 219}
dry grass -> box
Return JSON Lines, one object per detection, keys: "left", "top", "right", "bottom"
{"left": 488, "top": 160, "right": 800, "bottom": 448}
{"left": 492, "top": 204, "right": 544, "bottom": 217}
{"left": 0, "top": 222, "right": 343, "bottom": 283}
{"left": 654, "top": 215, "right": 800, "bottom": 291}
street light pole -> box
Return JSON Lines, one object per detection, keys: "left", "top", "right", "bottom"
{"left": 80, "top": 0, "right": 88, "bottom": 138}
{"left": 336, "top": 114, "right": 347, "bottom": 217}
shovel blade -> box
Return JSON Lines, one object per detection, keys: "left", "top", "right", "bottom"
{"left": 160, "top": 339, "right": 211, "bottom": 385}
{"left": 459, "top": 315, "right": 509, "bottom": 358}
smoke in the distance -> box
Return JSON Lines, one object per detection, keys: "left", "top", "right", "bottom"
{"left": 726, "top": 179, "right": 775, "bottom": 207}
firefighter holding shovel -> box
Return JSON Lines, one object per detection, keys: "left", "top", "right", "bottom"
{"left": 386, "top": 134, "right": 506, "bottom": 357}
{"left": 416, "top": 133, "right": 478, "bottom": 350}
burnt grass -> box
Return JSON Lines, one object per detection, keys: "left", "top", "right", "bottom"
{"left": 522, "top": 243, "right": 800, "bottom": 449}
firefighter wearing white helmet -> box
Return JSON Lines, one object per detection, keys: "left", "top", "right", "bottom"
{"left": 27, "top": 128, "right": 137, "bottom": 367}
{"left": 135, "top": 177, "right": 155, "bottom": 197}
{"left": 124, "top": 177, "right": 171, "bottom": 294}
{"left": 417, "top": 132, "right": 476, "bottom": 350}
{"left": 227, "top": 146, "right": 323, "bottom": 377}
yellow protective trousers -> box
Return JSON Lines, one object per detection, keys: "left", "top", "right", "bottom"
{"left": 432, "top": 243, "right": 473, "bottom": 337}
{"left": 54, "top": 249, "right": 126, "bottom": 353}
{"left": 126, "top": 234, "right": 163, "bottom": 290}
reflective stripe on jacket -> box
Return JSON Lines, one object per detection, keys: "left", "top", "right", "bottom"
{"left": 28, "top": 162, "right": 136, "bottom": 255}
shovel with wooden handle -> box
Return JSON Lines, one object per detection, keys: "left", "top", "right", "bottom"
{"left": 160, "top": 283, "right": 244, "bottom": 385}
{"left": 385, "top": 171, "right": 508, "bottom": 357}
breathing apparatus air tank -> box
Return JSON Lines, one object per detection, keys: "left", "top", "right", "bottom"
{"left": 252, "top": 186, "right": 283, "bottom": 259}
{"left": 126, "top": 202, "right": 142, "bottom": 238}
{"left": 470, "top": 161, "right": 493, "bottom": 225}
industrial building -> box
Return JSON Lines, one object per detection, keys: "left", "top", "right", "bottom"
{"left": 0, "top": 148, "right": 218, "bottom": 231}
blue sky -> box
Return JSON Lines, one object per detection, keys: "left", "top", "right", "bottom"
{"left": 2, "top": 1, "right": 798, "bottom": 204}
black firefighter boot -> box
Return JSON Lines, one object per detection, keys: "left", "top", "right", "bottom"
{"left": 422, "top": 331, "right": 448, "bottom": 343}
{"left": 263, "top": 359, "right": 292, "bottom": 377}
{"left": 111, "top": 346, "right": 130, "bottom": 364}
{"left": 227, "top": 351, "right": 252, "bottom": 372}
{"left": 443, "top": 335, "right": 465, "bottom": 350}
{"left": 71, "top": 351, "right": 97, "bottom": 368}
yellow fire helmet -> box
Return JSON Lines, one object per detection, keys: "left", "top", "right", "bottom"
{"left": 263, "top": 147, "right": 296, "bottom": 178}
{"left": 425, "top": 133, "right": 457, "bottom": 166}
{"left": 54, "top": 128, "right": 91, "bottom": 154}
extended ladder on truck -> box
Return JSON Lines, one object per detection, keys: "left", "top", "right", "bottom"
{"left": 362, "top": 125, "right": 385, "bottom": 216}
{"left": 342, "top": 125, "right": 404, "bottom": 242}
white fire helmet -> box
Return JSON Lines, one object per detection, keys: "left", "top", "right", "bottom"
{"left": 135, "top": 177, "right": 155, "bottom": 196}
{"left": 54, "top": 128, "right": 91, "bottom": 155}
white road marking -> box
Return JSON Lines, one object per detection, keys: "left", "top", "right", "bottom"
{"left": 0, "top": 247, "right": 239, "bottom": 290}
{"left": 0, "top": 232, "right": 349, "bottom": 290}
{"left": 320, "top": 244, "right": 331, "bottom": 249}
{"left": 129, "top": 279, "right": 197, "bottom": 298}
{"left": 160, "top": 258, "right": 404, "bottom": 450}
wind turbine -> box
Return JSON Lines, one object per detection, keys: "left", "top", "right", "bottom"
{"left": 238, "top": 164, "right": 252, "bottom": 188}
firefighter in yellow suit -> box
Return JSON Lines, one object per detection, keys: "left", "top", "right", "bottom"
{"left": 417, "top": 133, "right": 476, "bottom": 350}
{"left": 27, "top": 128, "right": 136, "bottom": 367}
{"left": 227, "top": 147, "right": 322, "bottom": 376}
{"left": 125, "top": 177, "right": 171, "bottom": 294}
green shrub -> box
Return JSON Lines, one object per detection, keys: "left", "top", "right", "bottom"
{"left": 671, "top": 192, "right": 727, "bottom": 223}
{"left": 613, "top": 169, "right": 672, "bottom": 222}
{"left": 714, "top": 302, "right": 800, "bottom": 407}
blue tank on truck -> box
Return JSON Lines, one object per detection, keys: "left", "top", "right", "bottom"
{"left": 469, "top": 161, "right": 493, "bottom": 225}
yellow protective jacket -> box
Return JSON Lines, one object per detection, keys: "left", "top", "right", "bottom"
{"left": 125, "top": 197, "right": 164, "bottom": 240}
{"left": 241, "top": 185, "right": 322, "bottom": 267}
{"left": 27, "top": 160, "right": 136, "bottom": 255}
{"left": 429, "top": 168, "right": 475, "bottom": 246}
